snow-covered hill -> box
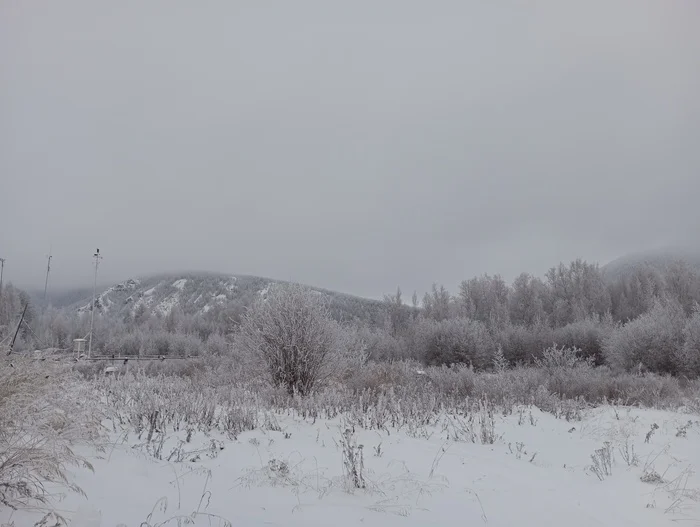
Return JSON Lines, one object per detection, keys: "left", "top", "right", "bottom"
{"left": 603, "top": 248, "right": 700, "bottom": 283}
{"left": 73, "top": 272, "right": 388, "bottom": 326}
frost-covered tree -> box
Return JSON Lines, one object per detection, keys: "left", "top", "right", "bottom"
{"left": 383, "top": 287, "right": 409, "bottom": 337}
{"left": 664, "top": 260, "right": 700, "bottom": 315}
{"left": 358, "top": 326, "right": 405, "bottom": 362}
{"left": 680, "top": 305, "right": 700, "bottom": 377}
{"left": 459, "top": 274, "right": 510, "bottom": 328}
{"left": 495, "top": 321, "right": 554, "bottom": 365}
{"left": 609, "top": 264, "right": 666, "bottom": 322}
{"left": 508, "top": 273, "right": 548, "bottom": 326}
{"left": 546, "top": 259, "right": 611, "bottom": 326}
{"left": 552, "top": 315, "right": 615, "bottom": 366}
{"left": 417, "top": 317, "right": 495, "bottom": 369}
{"left": 411, "top": 291, "right": 420, "bottom": 320}
{"left": 164, "top": 306, "right": 183, "bottom": 333}
{"left": 422, "top": 284, "right": 452, "bottom": 321}
{"left": 603, "top": 298, "right": 686, "bottom": 374}
{"left": 236, "top": 284, "right": 347, "bottom": 395}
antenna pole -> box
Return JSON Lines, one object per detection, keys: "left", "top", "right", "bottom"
{"left": 8, "top": 302, "right": 28, "bottom": 355}
{"left": 0, "top": 258, "right": 5, "bottom": 303}
{"left": 44, "top": 253, "right": 52, "bottom": 300}
{"left": 88, "top": 249, "right": 102, "bottom": 358}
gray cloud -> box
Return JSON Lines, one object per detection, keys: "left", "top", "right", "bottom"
{"left": 1, "top": 1, "right": 699, "bottom": 299}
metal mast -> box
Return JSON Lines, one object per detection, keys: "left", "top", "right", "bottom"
{"left": 88, "top": 248, "right": 102, "bottom": 358}
{"left": 0, "top": 258, "right": 5, "bottom": 303}
{"left": 44, "top": 253, "right": 52, "bottom": 300}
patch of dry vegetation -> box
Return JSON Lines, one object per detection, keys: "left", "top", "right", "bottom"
{"left": 0, "top": 358, "right": 102, "bottom": 513}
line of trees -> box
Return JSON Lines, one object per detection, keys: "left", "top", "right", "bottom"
{"left": 1, "top": 257, "right": 700, "bottom": 378}
{"left": 375, "top": 259, "right": 700, "bottom": 376}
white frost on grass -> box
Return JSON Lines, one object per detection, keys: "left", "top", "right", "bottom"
{"left": 173, "top": 278, "right": 188, "bottom": 290}
{"left": 5, "top": 404, "right": 699, "bottom": 527}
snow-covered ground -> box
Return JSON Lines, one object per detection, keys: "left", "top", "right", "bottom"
{"left": 3, "top": 406, "right": 699, "bottom": 527}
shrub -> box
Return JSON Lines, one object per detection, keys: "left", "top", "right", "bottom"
{"left": 424, "top": 363, "right": 475, "bottom": 397}
{"left": 604, "top": 299, "right": 686, "bottom": 374}
{"left": 552, "top": 317, "right": 613, "bottom": 365}
{"left": 110, "top": 331, "right": 143, "bottom": 356}
{"left": 205, "top": 333, "right": 229, "bottom": 355}
{"left": 418, "top": 318, "right": 495, "bottom": 369}
{"left": 680, "top": 305, "right": 700, "bottom": 377}
{"left": 345, "top": 360, "right": 425, "bottom": 393}
{"left": 360, "top": 327, "right": 406, "bottom": 362}
{"left": 535, "top": 345, "right": 592, "bottom": 372}
{"left": 237, "top": 284, "right": 343, "bottom": 395}
{"left": 495, "top": 323, "right": 554, "bottom": 365}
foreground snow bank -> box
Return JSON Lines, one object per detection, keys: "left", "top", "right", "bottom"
{"left": 2, "top": 404, "right": 698, "bottom": 527}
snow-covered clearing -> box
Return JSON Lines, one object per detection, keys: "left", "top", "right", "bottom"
{"left": 4, "top": 404, "right": 699, "bottom": 527}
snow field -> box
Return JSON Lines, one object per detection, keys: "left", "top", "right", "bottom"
{"left": 3, "top": 403, "right": 698, "bottom": 527}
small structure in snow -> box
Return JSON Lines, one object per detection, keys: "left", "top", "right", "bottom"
{"left": 73, "top": 339, "right": 86, "bottom": 355}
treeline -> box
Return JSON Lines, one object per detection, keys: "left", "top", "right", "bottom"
{"left": 370, "top": 259, "right": 700, "bottom": 377}
{"left": 1, "top": 258, "right": 700, "bottom": 377}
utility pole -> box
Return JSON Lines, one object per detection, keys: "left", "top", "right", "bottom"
{"left": 44, "top": 253, "right": 52, "bottom": 300}
{"left": 0, "top": 258, "right": 5, "bottom": 303}
{"left": 88, "top": 248, "right": 102, "bottom": 358}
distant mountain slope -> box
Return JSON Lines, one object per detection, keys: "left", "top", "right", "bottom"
{"left": 29, "top": 286, "right": 98, "bottom": 310}
{"left": 69, "top": 272, "right": 389, "bottom": 326}
{"left": 602, "top": 248, "right": 700, "bottom": 282}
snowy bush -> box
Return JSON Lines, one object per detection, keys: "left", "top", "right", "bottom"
{"left": 680, "top": 305, "right": 700, "bottom": 377}
{"left": 205, "top": 333, "right": 229, "bottom": 355}
{"left": 359, "top": 327, "right": 407, "bottom": 362}
{"left": 535, "top": 345, "right": 592, "bottom": 372}
{"left": 325, "top": 322, "right": 368, "bottom": 382}
{"left": 604, "top": 299, "right": 686, "bottom": 374}
{"left": 552, "top": 316, "right": 613, "bottom": 365}
{"left": 418, "top": 318, "right": 495, "bottom": 369}
{"left": 237, "top": 284, "right": 360, "bottom": 395}
{"left": 424, "top": 363, "right": 475, "bottom": 397}
{"left": 495, "top": 322, "right": 555, "bottom": 365}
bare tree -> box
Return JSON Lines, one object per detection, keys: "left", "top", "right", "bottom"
{"left": 459, "top": 274, "right": 510, "bottom": 328}
{"left": 383, "top": 286, "right": 409, "bottom": 337}
{"left": 422, "top": 284, "right": 452, "bottom": 321}
{"left": 664, "top": 260, "right": 700, "bottom": 315}
{"left": 509, "top": 272, "right": 548, "bottom": 326}
{"left": 546, "top": 259, "right": 611, "bottom": 326}
{"left": 236, "top": 284, "right": 340, "bottom": 395}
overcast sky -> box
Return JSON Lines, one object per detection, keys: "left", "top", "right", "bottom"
{"left": 1, "top": 1, "right": 699, "bottom": 299}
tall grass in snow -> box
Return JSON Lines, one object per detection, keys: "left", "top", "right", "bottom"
{"left": 0, "top": 358, "right": 102, "bottom": 511}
